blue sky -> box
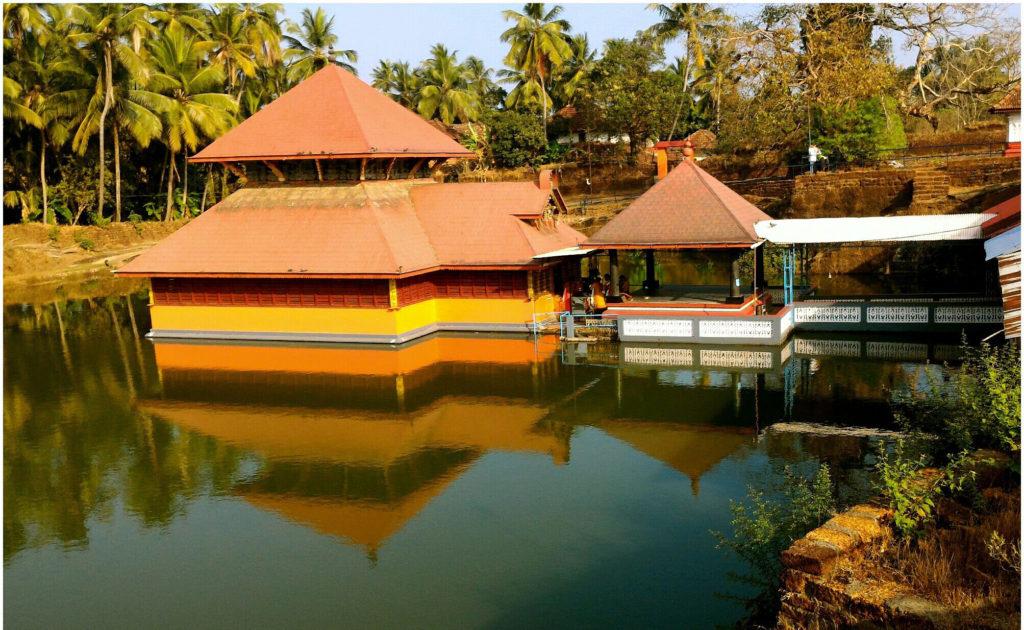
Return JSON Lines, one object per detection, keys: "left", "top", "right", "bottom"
{"left": 283, "top": 3, "right": 1021, "bottom": 80}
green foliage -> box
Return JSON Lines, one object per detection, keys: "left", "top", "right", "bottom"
{"left": 893, "top": 340, "right": 1021, "bottom": 458}
{"left": 75, "top": 235, "right": 94, "bottom": 250}
{"left": 87, "top": 211, "right": 110, "bottom": 227}
{"left": 713, "top": 464, "right": 837, "bottom": 619}
{"left": 880, "top": 341, "right": 1017, "bottom": 539}
{"left": 875, "top": 439, "right": 978, "bottom": 538}
{"left": 541, "top": 140, "right": 570, "bottom": 164}
{"left": 486, "top": 109, "right": 547, "bottom": 168}
{"left": 579, "top": 36, "right": 683, "bottom": 158}
{"left": 812, "top": 98, "right": 891, "bottom": 163}
{"left": 876, "top": 95, "right": 907, "bottom": 150}
{"left": 46, "top": 225, "right": 59, "bottom": 242}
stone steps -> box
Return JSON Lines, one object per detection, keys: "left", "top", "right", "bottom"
{"left": 910, "top": 168, "right": 952, "bottom": 213}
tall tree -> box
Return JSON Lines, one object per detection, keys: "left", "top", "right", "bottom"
{"left": 283, "top": 7, "right": 356, "bottom": 83}
{"left": 647, "top": 3, "right": 728, "bottom": 138}
{"left": 691, "top": 40, "right": 741, "bottom": 133}
{"left": 65, "top": 3, "right": 153, "bottom": 220}
{"left": 500, "top": 3, "right": 573, "bottom": 139}
{"left": 14, "top": 33, "right": 90, "bottom": 223}
{"left": 417, "top": 44, "right": 479, "bottom": 124}
{"left": 147, "top": 22, "right": 237, "bottom": 220}
{"left": 555, "top": 33, "right": 596, "bottom": 105}
{"left": 207, "top": 5, "right": 259, "bottom": 94}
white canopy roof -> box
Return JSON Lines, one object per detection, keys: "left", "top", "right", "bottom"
{"left": 754, "top": 214, "right": 993, "bottom": 245}
{"left": 533, "top": 245, "right": 599, "bottom": 259}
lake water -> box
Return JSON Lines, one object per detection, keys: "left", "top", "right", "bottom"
{"left": 4, "top": 290, "right": 965, "bottom": 628}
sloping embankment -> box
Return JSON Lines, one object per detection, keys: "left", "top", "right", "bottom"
{"left": 3, "top": 221, "right": 186, "bottom": 304}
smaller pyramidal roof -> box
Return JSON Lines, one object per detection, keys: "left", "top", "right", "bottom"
{"left": 586, "top": 159, "right": 772, "bottom": 248}
{"left": 191, "top": 65, "right": 475, "bottom": 162}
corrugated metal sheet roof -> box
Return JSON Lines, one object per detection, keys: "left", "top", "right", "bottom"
{"left": 586, "top": 159, "right": 771, "bottom": 248}
{"left": 191, "top": 65, "right": 474, "bottom": 162}
{"left": 997, "top": 251, "right": 1021, "bottom": 338}
{"left": 118, "top": 181, "right": 586, "bottom": 277}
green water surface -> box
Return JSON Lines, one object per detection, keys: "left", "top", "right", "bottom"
{"left": 4, "top": 290, "right": 961, "bottom": 628}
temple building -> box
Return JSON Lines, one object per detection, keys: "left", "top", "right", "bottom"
{"left": 586, "top": 141, "right": 773, "bottom": 317}
{"left": 992, "top": 86, "right": 1021, "bottom": 158}
{"left": 118, "top": 66, "right": 586, "bottom": 344}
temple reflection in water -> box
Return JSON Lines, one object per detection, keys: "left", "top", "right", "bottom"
{"left": 141, "top": 332, "right": 958, "bottom": 558}
{"left": 143, "top": 335, "right": 758, "bottom": 556}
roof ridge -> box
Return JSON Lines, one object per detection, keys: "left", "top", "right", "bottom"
{"left": 689, "top": 161, "right": 756, "bottom": 241}
{"left": 362, "top": 184, "right": 403, "bottom": 272}
{"left": 406, "top": 184, "right": 442, "bottom": 264}
{"left": 332, "top": 67, "right": 372, "bottom": 153}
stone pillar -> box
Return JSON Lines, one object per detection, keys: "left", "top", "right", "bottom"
{"left": 609, "top": 250, "right": 620, "bottom": 296}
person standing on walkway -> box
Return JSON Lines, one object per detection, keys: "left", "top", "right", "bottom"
{"left": 808, "top": 144, "right": 821, "bottom": 174}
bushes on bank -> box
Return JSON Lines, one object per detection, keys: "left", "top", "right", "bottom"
{"left": 485, "top": 110, "right": 547, "bottom": 168}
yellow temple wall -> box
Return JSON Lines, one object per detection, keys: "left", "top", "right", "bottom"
{"left": 149, "top": 292, "right": 559, "bottom": 342}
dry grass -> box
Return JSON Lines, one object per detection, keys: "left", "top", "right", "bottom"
{"left": 873, "top": 487, "right": 1020, "bottom": 621}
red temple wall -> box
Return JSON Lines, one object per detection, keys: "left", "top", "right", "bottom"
{"left": 150, "top": 270, "right": 560, "bottom": 309}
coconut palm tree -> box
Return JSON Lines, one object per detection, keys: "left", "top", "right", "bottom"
{"left": 417, "top": 44, "right": 479, "bottom": 124}
{"left": 64, "top": 3, "right": 153, "bottom": 220}
{"left": 236, "top": 3, "right": 284, "bottom": 65}
{"left": 3, "top": 3, "right": 49, "bottom": 53}
{"left": 648, "top": 3, "right": 729, "bottom": 140}
{"left": 557, "top": 33, "right": 596, "bottom": 104}
{"left": 500, "top": 3, "right": 573, "bottom": 139}
{"left": 692, "top": 41, "right": 741, "bottom": 133}
{"left": 149, "top": 3, "right": 210, "bottom": 37}
{"left": 69, "top": 40, "right": 168, "bottom": 222}
{"left": 371, "top": 59, "right": 396, "bottom": 92}
{"left": 207, "top": 5, "right": 259, "bottom": 94}
{"left": 283, "top": 7, "right": 357, "bottom": 83}
{"left": 463, "top": 56, "right": 499, "bottom": 105}
{"left": 3, "top": 77, "right": 41, "bottom": 128}
{"left": 647, "top": 3, "right": 728, "bottom": 83}
{"left": 15, "top": 33, "right": 91, "bottom": 223}
{"left": 147, "top": 22, "right": 237, "bottom": 220}
{"left": 497, "top": 66, "right": 549, "bottom": 113}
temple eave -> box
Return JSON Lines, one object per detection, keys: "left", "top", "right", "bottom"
{"left": 117, "top": 263, "right": 555, "bottom": 280}
{"left": 189, "top": 151, "right": 474, "bottom": 163}
{"left": 582, "top": 242, "right": 757, "bottom": 250}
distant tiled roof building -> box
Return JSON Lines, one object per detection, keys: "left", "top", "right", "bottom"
{"left": 990, "top": 85, "right": 1021, "bottom": 157}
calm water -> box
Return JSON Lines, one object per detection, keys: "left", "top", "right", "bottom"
{"left": 4, "top": 290, "right": 965, "bottom": 628}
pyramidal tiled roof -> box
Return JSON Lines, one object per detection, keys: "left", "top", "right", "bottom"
{"left": 191, "top": 65, "right": 474, "bottom": 162}
{"left": 586, "top": 159, "right": 772, "bottom": 248}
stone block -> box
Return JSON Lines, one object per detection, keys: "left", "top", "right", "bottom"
{"left": 824, "top": 512, "right": 889, "bottom": 544}
{"left": 885, "top": 594, "right": 949, "bottom": 624}
{"left": 781, "top": 538, "right": 843, "bottom": 576}
{"left": 806, "top": 526, "right": 858, "bottom": 554}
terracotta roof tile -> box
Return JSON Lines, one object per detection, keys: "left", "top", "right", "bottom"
{"left": 586, "top": 159, "right": 772, "bottom": 248}
{"left": 191, "top": 66, "right": 474, "bottom": 162}
{"left": 412, "top": 182, "right": 584, "bottom": 266}
{"left": 992, "top": 86, "right": 1021, "bottom": 113}
{"left": 119, "top": 181, "right": 586, "bottom": 277}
